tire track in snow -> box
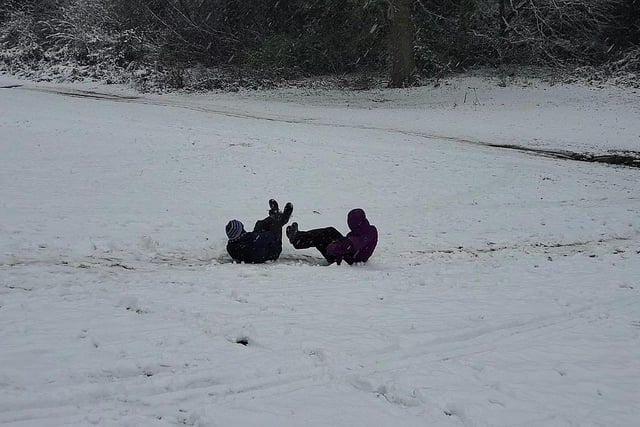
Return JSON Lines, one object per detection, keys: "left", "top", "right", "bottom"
{"left": 12, "top": 85, "right": 640, "bottom": 168}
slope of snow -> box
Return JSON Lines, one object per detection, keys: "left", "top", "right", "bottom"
{"left": 1, "top": 75, "right": 639, "bottom": 426}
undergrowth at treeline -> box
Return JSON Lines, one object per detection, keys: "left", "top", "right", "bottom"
{"left": 1, "top": 0, "right": 638, "bottom": 91}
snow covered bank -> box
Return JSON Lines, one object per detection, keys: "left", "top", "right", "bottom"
{"left": 1, "top": 75, "right": 639, "bottom": 426}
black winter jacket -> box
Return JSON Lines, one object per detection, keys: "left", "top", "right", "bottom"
{"left": 226, "top": 230, "right": 282, "bottom": 263}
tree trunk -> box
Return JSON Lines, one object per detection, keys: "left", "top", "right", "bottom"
{"left": 456, "top": 0, "right": 476, "bottom": 63}
{"left": 388, "top": 0, "right": 415, "bottom": 88}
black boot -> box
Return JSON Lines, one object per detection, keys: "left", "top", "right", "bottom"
{"left": 281, "top": 202, "right": 293, "bottom": 224}
{"left": 286, "top": 222, "right": 298, "bottom": 241}
{"left": 268, "top": 199, "right": 279, "bottom": 216}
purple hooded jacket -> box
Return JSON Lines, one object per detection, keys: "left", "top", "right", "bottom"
{"left": 326, "top": 208, "right": 378, "bottom": 265}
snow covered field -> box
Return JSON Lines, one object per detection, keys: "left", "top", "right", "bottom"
{"left": 1, "top": 74, "right": 639, "bottom": 426}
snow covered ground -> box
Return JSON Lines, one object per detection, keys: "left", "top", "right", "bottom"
{"left": 1, "top": 74, "right": 639, "bottom": 426}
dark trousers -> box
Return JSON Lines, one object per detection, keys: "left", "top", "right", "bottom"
{"left": 253, "top": 214, "right": 288, "bottom": 244}
{"left": 290, "top": 227, "right": 344, "bottom": 263}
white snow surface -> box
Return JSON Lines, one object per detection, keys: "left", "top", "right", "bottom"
{"left": 1, "top": 74, "right": 639, "bottom": 426}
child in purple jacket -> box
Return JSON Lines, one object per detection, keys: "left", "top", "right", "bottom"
{"left": 286, "top": 208, "right": 377, "bottom": 265}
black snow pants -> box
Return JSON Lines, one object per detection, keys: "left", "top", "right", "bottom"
{"left": 289, "top": 226, "right": 344, "bottom": 263}
{"left": 253, "top": 214, "right": 287, "bottom": 244}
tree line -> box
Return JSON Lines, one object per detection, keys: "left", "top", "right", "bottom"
{"left": 1, "top": 0, "right": 638, "bottom": 89}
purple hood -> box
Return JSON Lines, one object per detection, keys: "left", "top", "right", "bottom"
{"left": 347, "top": 208, "right": 369, "bottom": 233}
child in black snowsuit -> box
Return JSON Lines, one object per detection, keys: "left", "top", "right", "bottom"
{"left": 225, "top": 199, "right": 293, "bottom": 263}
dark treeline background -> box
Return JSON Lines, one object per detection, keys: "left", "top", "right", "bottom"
{"left": 1, "top": 0, "right": 638, "bottom": 89}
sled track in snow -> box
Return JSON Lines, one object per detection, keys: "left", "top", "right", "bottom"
{"left": 0, "top": 253, "right": 327, "bottom": 272}
{"left": 344, "top": 294, "right": 640, "bottom": 396}
{"left": 1, "top": 234, "right": 637, "bottom": 274}
{"left": 402, "top": 234, "right": 640, "bottom": 262}
{"left": 0, "top": 360, "right": 328, "bottom": 425}
{"left": 10, "top": 85, "right": 640, "bottom": 169}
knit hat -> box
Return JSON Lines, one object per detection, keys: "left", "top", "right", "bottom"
{"left": 225, "top": 219, "right": 244, "bottom": 240}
